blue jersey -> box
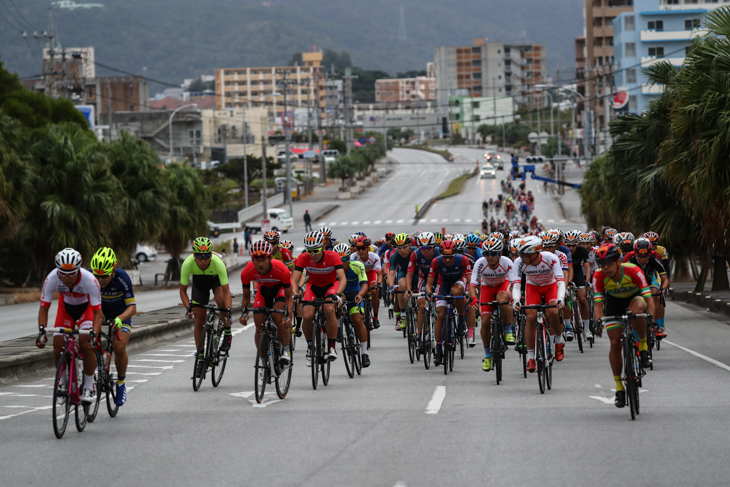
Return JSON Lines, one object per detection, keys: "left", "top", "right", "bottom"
{"left": 559, "top": 245, "right": 574, "bottom": 265}
{"left": 99, "top": 269, "right": 136, "bottom": 325}
{"left": 389, "top": 247, "right": 416, "bottom": 279}
{"left": 343, "top": 260, "right": 368, "bottom": 294}
{"left": 409, "top": 248, "right": 440, "bottom": 278}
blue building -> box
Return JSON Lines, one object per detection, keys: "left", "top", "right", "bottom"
{"left": 613, "top": 0, "right": 719, "bottom": 113}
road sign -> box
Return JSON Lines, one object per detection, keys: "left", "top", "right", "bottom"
{"left": 303, "top": 151, "right": 316, "bottom": 159}
{"left": 368, "top": 136, "right": 377, "bottom": 145}
{"left": 359, "top": 136, "right": 367, "bottom": 144}
{"left": 76, "top": 105, "right": 95, "bottom": 128}
{"left": 528, "top": 131, "right": 550, "bottom": 144}
{"left": 613, "top": 88, "right": 629, "bottom": 109}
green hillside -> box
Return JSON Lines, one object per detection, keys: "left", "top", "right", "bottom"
{"left": 0, "top": 0, "right": 582, "bottom": 92}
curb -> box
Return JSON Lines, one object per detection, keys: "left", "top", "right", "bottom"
{"left": 667, "top": 287, "right": 730, "bottom": 318}
{"left": 313, "top": 204, "right": 340, "bottom": 222}
{"left": 414, "top": 168, "right": 478, "bottom": 221}
{"left": 0, "top": 303, "right": 243, "bottom": 385}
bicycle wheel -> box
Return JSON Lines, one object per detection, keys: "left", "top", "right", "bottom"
{"left": 407, "top": 313, "right": 416, "bottom": 364}
{"left": 276, "top": 341, "right": 292, "bottom": 399}
{"left": 492, "top": 319, "right": 502, "bottom": 385}
{"left": 103, "top": 348, "right": 119, "bottom": 418}
{"left": 290, "top": 320, "right": 297, "bottom": 352}
{"left": 443, "top": 316, "right": 450, "bottom": 375}
{"left": 364, "top": 302, "right": 372, "bottom": 350}
{"left": 74, "top": 359, "right": 88, "bottom": 433}
{"left": 624, "top": 337, "right": 637, "bottom": 420}
{"left": 52, "top": 353, "right": 71, "bottom": 439}
{"left": 192, "top": 331, "right": 207, "bottom": 392}
{"left": 536, "top": 326, "right": 546, "bottom": 394}
{"left": 311, "top": 322, "right": 319, "bottom": 390}
{"left": 87, "top": 351, "right": 103, "bottom": 423}
{"left": 255, "top": 333, "right": 269, "bottom": 404}
{"left": 423, "top": 313, "right": 432, "bottom": 370}
{"left": 341, "top": 321, "right": 354, "bottom": 378}
{"left": 354, "top": 339, "right": 362, "bottom": 376}
{"left": 573, "top": 302, "right": 584, "bottom": 354}
{"left": 212, "top": 325, "right": 228, "bottom": 387}
{"left": 321, "top": 333, "right": 331, "bottom": 386}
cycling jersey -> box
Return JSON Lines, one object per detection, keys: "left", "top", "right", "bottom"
{"left": 272, "top": 247, "right": 294, "bottom": 270}
{"left": 294, "top": 251, "right": 342, "bottom": 287}
{"left": 470, "top": 256, "right": 514, "bottom": 287}
{"left": 181, "top": 254, "right": 229, "bottom": 305}
{"left": 241, "top": 259, "right": 291, "bottom": 309}
{"left": 627, "top": 255, "right": 666, "bottom": 282}
{"left": 554, "top": 250, "right": 569, "bottom": 272}
{"left": 509, "top": 252, "right": 563, "bottom": 287}
{"left": 592, "top": 263, "right": 652, "bottom": 302}
{"left": 569, "top": 245, "right": 590, "bottom": 286}
{"left": 41, "top": 268, "right": 102, "bottom": 329}
{"left": 351, "top": 251, "right": 382, "bottom": 272}
{"left": 407, "top": 248, "right": 441, "bottom": 279}
{"left": 99, "top": 269, "right": 136, "bottom": 325}
{"left": 558, "top": 244, "right": 573, "bottom": 266}
{"left": 428, "top": 255, "right": 472, "bottom": 288}
{"left": 343, "top": 260, "right": 368, "bottom": 294}
{"left": 389, "top": 247, "right": 415, "bottom": 280}
{"left": 463, "top": 248, "right": 482, "bottom": 266}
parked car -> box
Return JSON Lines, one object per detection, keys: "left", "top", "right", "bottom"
{"left": 135, "top": 244, "right": 158, "bottom": 262}
{"left": 245, "top": 208, "right": 294, "bottom": 233}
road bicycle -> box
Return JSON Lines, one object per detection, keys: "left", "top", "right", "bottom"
{"left": 483, "top": 301, "right": 509, "bottom": 385}
{"left": 253, "top": 306, "right": 292, "bottom": 403}
{"left": 404, "top": 292, "right": 424, "bottom": 364}
{"left": 514, "top": 307, "right": 528, "bottom": 378}
{"left": 190, "top": 303, "right": 230, "bottom": 392}
{"left": 420, "top": 298, "right": 435, "bottom": 370}
{"left": 521, "top": 303, "right": 558, "bottom": 394}
{"left": 586, "top": 285, "right": 597, "bottom": 348}
{"left": 88, "top": 320, "right": 121, "bottom": 422}
{"left": 297, "top": 297, "right": 331, "bottom": 390}
{"left": 362, "top": 294, "right": 374, "bottom": 350}
{"left": 48, "top": 326, "right": 94, "bottom": 439}
{"left": 568, "top": 284, "right": 585, "bottom": 354}
{"left": 600, "top": 312, "right": 650, "bottom": 420}
{"left": 432, "top": 295, "right": 465, "bottom": 375}
{"left": 339, "top": 301, "right": 363, "bottom": 378}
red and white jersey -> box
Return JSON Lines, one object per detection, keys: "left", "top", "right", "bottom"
{"left": 509, "top": 252, "right": 564, "bottom": 287}
{"left": 351, "top": 251, "right": 382, "bottom": 272}
{"left": 470, "top": 256, "right": 514, "bottom": 287}
{"left": 554, "top": 250, "right": 569, "bottom": 272}
{"left": 40, "top": 268, "right": 102, "bottom": 310}
{"left": 588, "top": 246, "right": 598, "bottom": 273}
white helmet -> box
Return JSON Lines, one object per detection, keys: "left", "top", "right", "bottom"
{"left": 482, "top": 238, "right": 504, "bottom": 253}
{"left": 55, "top": 248, "right": 83, "bottom": 272}
{"left": 516, "top": 236, "right": 543, "bottom": 254}
{"left": 541, "top": 231, "right": 559, "bottom": 246}
{"left": 333, "top": 242, "right": 351, "bottom": 258}
{"left": 417, "top": 232, "right": 435, "bottom": 247}
{"left": 303, "top": 231, "right": 325, "bottom": 249}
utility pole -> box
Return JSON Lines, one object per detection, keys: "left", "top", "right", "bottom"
{"left": 261, "top": 135, "right": 268, "bottom": 218}
{"left": 242, "top": 108, "right": 249, "bottom": 207}
{"left": 277, "top": 70, "right": 297, "bottom": 217}
{"left": 501, "top": 115, "right": 506, "bottom": 149}
{"left": 470, "top": 89, "right": 475, "bottom": 145}
{"left": 343, "top": 67, "right": 358, "bottom": 156}
{"left": 492, "top": 77, "right": 497, "bottom": 121}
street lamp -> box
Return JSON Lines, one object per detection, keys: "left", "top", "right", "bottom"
{"left": 168, "top": 103, "right": 198, "bottom": 161}
{"left": 535, "top": 84, "right": 559, "bottom": 156}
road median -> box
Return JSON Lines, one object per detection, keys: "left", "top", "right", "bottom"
{"left": 415, "top": 168, "right": 478, "bottom": 220}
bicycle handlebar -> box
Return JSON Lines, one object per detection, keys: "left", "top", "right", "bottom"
{"left": 53, "top": 328, "right": 93, "bottom": 335}
{"left": 190, "top": 303, "right": 231, "bottom": 313}
{"left": 482, "top": 300, "right": 511, "bottom": 306}
{"left": 432, "top": 295, "right": 466, "bottom": 300}
{"left": 599, "top": 313, "right": 651, "bottom": 322}
{"left": 520, "top": 304, "right": 559, "bottom": 310}
{"left": 252, "top": 307, "right": 287, "bottom": 315}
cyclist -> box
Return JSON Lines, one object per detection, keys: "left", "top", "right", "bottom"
{"left": 643, "top": 231, "right": 670, "bottom": 335}
{"left": 378, "top": 232, "right": 395, "bottom": 262}
{"left": 405, "top": 231, "right": 440, "bottom": 353}
{"left": 592, "top": 243, "right": 654, "bottom": 408}
{"left": 469, "top": 238, "right": 515, "bottom": 372}
{"left": 37, "top": 248, "right": 103, "bottom": 404}
{"left": 264, "top": 230, "right": 295, "bottom": 271}
{"left": 601, "top": 227, "right": 618, "bottom": 246}
{"left": 334, "top": 243, "right": 371, "bottom": 368}
{"left": 387, "top": 233, "right": 415, "bottom": 331}
{"left": 563, "top": 231, "right": 593, "bottom": 340}
{"left": 239, "top": 241, "right": 294, "bottom": 373}
{"left": 350, "top": 235, "right": 383, "bottom": 329}
{"left": 462, "top": 234, "right": 483, "bottom": 347}
{"left": 510, "top": 236, "right": 566, "bottom": 372}
{"left": 179, "top": 237, "right": 233, "bottom": 377}
{"left": 90, "top": 247, "right": 135, "bottom": 406}
{"left": 291, "top": 231, "right": 347, "bottom": 363}
{"left": 541, "top": 231, "right": 572, "bottom": 340}
{"left": 615, "top": 232, "right": 635, "bottom": 261}
{"left": 629, "top": 238, "right": 669, "bottom": 337}
{"left": 426, "top": 240, "right": 472, "bottom": 366}
{"left": 319, "top": 226, "right": 335, "bottom": 251}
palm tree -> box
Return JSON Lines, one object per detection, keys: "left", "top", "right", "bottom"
{"left": 0, "top": 111, "right": 31, "bottom": 241}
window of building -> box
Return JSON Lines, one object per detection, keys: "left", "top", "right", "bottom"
{"left": 473, "top": 72, "right": 482, "bottom": 79}
{"left": 87, "top": 86, "right": 94, "bottom": 98}
{"left": 454, "top": 99, "right": 460, "bottom": 107}
{"left": 453, "top": 114, "right": 460, "bottom": 121}
{"left": 665, "top": 0, "right": 679, "bottom": 3}
{"left": 625, "top": 15, "right": 635, "bottom": 30}
{"left": 472, "top": 101, "right": 480, "bottom": 108}
{"left": 684, "top": 0, "right": 698, "bottom": 3}
{"left": 626, "top": 42, "right": 636, "bottom": 57}
{"left": 629, "top": 95, "right": 638, "bottom": 111}
{"left": 685, "top": 18, "right": 701, "bottom": 29}
{"left": 648, "top": 20, "right": 664, "bottom": 31}
{"left": 130, "top": 104, "right": 134, "bottom": 111}
{"left": 474, "top": 115, "right": 480, "bottom": 122}
{"left": 129, "top": 84, "right": 134, "bottom": 96}
{"left": 473, "top": 85, "right": 483, "bottom": 92}
{"left": 505, "top": 59, "right": 511, "bottom": 66}
{"left": 471, "top": 46, "right": 481, "bottom": 54}
{"left": 627, "top": 68, "right": 637, "bottom": 83}
{"left": 608, "top": 37, "right": 614, "bottom": 46}
{"left": 472, "top": 60, "right": 482, "bottom": 67}
{"left": 648, "top": 46, "right": 665, "bottom": 57}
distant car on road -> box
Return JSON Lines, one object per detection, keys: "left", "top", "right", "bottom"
{"left": 480, "top": 165, "right": 496, "bottom": 179}
{"left": 485, "top": 150, "right": 504, "bottom": 169}
{"left": 135, "top": 244, "right": 158, "bottom": 262}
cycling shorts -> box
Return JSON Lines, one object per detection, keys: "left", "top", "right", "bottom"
{"left": 571, "top": 271, "right": 587, "bottom": 287}
{"left": 366, "top": 270, "right": 378, "bottom": 287}
{"left": 649, "top": 272, "right": 660, "bottom": 291}
{"left": 344, "top": 291, "right": 364, "bottom": 315}
{"left": 303, "top": 281, "right": 338, "bottom": 306}
{"left": 54, "top": 301, "right": 94, "bottom": 335}
{"left": 191, "top": 275, "right": 221, "bottom": 305}
{"left": 253, "top": 284, "right": 286, "bottom": 311}
{"left": 480, "top": 281, "right": 512, "bottom": 315}
{"left": 435, "top": 280, "right": 466, "bottom": 308}
{"left": 525, "top": 282, "right": 559, "bottom": 307}
{"left": 604, "top": 294, "right": 646, "bottom": 331}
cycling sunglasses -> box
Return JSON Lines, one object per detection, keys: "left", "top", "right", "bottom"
{"left": 484, "top": 251, "right": 501, "bottom": 257}
{"left": 420, "top": 246, "right": 433, "bottom": 251}
{"left": 306, "top": 247, "right": 323, "bottom": 255}
{"left": 356, "top": 245, "right": 368, "bottom": 251}
{"left": 397, "top": 245, "right": 411, "bottom": 250}
{"left": 339, "top": 255, "right": 350, "bottom": 262}
{"left": 194, "top": 253, "right": 211, "bottom": 260}
{"left": 93, "top": 273, "right": 113, "bottom": 280}
{"left": 57, "top": 269, "right": 79, "bottom": 278}
{"left": 597, "top": 259, "right": 617, "bottom": 268}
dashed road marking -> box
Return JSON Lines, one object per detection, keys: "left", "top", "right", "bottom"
{"left": 426, "top": 386, "right": 446, "bottom": 414}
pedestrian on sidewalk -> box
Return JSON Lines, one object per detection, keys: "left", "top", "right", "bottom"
{"left": 233, "top": 238, "right": 239, "bottom": 256}
{"left": 304, "top": 209, "right": 312, "bottom": 232}
{"left": 244, "top": 228, "right": 252, "bottom": 249}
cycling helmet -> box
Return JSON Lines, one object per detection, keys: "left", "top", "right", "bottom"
{"left": 634, "top": 238, "right": 652, "bottom": 256}
{"left": 452, "top": 233, "right": 465, "bottom": 241}
{"left": 509, "top": 239, "right": 520, "bottom": 254}
{"left": 595, "top": 243, "right": 620, "bottom": 261}
{"left": 604, "top": 228, "right": 617, "bottom": 241}
{"left": 318, "top": 227, "right": 333, "bottom": 238}
{"left": 354, "top": 236, "right": 370, "bottom": 248}
{"left": 479, "top": 234, "right": 488, "bottom": 242}
{"left": 548, "top": 228, "right": 563, "bottom": 242}
{"left": 578, "top": 232, "right": 595, "bottom": 244}
{"left": 516, "top": 236, "right": 543, "bottom": 254}
{"left": 90, "top": 247, "right": 117, "bottom": 275}
{"left": 489, "top": 232, "right": 504, "bottom": 242}
{"left": 375, "top": 238, "right": 385, "bottom": 247}
{"left": 348, "top": 234, "right": 360, "bottom": 245}
{"left": 279, "top": 240, "right": 293, "bottom": 251}
{"left": 304, "top": 231, "right": 325, "bottom": 249}
{"left": 443, "top": 234, "right": 453, "bottom": 241}
{"left": 333, "top": 242, "right": 351, "bottom": 259}
{"left": 411, "top": 234, "right": 419, "bottom": 246}
{"left": 642, "top": 231, "right": 659, "bottom": 244}
{"left": 440, "top": 240, "right": 457, "bottom": 255}
{"left": 482, "top": 239, "right": 504, "bottom": 253}
{"left": 563, "top": 232, "right": 579, "bottom": 246}
{"left": 453, "top": 237, "right": 467, "bottom": 252}
{"left": 393, "top": 233, "right": 409, "bottom": 246}
{"left": 249, "top": 240, "right": 273, "bottom": 258}
{"left": 541, "top": 231, "right": 559, "bottom": 246}
{"left": 617, "top": 232, "right": 635, "bottom": 253}
{"left": 192, "top": 237, "right": 213, "bottom": 253}
{"left": 385, "top": 232, "right": 395, "bottom": 240}
{"left": 508, "top": 230, "right": 521, "bottom": 240}
{"left": 465, "top": 234, "right": 481, "bottom": 246}
{"left": 263, "top": 230, "right": 280, "bottom": 243}
{"left": 418, "top": 232, "right": 436, "bottom": 247}
{"left": 434, "top": 232, "right": 444, "bottom": 244}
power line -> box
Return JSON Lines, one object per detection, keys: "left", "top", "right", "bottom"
{"left": 2, "top": 0, "right": 36, "bottom": 32}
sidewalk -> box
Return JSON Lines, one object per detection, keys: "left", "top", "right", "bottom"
{"left": 537, "top": 160, "right": 587, "bottom": 226}
{"left": 668, "top": 281, "right": 730, "bottom": 320}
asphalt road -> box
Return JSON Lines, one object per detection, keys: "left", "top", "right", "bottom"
{"left": 2, "top": 299, "right": 730, "bottom": 486}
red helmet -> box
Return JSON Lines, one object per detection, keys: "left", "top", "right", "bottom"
{"left": 249, "top": 240, "right": 273, "bottom": 258}
{"left": 642, "top": 231, "right": 659, "bottom": 244}
{"left": 354, "top": 236, "right": 369, "bottom": 248}
{"left": 440, "top": 240, "right": 457, "bottom": 255}
{"left": 385, "top": 232, "right": 395, "bottom": 240}
{"left": 595, "top": 243, "right": 620, "bottom": 262}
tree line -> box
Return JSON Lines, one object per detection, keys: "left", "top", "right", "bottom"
{"left": 579, "top": 8, "right": 730, "bottom": 292}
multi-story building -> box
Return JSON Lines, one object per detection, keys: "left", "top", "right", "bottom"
{"left": 375, "top": 76, "right": 436, "bottom": 102}
{"left": 574, "top": 36, "right": 587, "bottom": 129}
{"left": 434, "top": 38, "right": 547, "bottom": 111}
{"left": 215, "top": 51, "right": 325, "bottom": 119}
{"left": 613, "top": 0, "right": 714, "bottom": 114}
{"left": 581, "top": 0, "right": 634, "bottom": 131}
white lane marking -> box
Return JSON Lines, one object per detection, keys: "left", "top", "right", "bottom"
{"left": 425, "top": 386, "right": 446, "bottom": 414}
{"left": 0, "top": 405, "right": 52, "bottom": 421}
{"left": 385, "top": 220, "right": 393, "bottom": 223}
{"left": 394, "top": 483, "right": 407, "bottom": 487}
{"left": 229, "top": 391, "right": 254, "bottom": 399}
{"left": 547, "top": 219, "right": 555, "bottom": 223}
{"left": 455, "top": 219, "right": 461, "bottom": 222}
{"left": 15, "top": 385, "right": 50, "bottom": 388}
{"left": 416, "top": 170, "right": 427, "bottom": 180}
{"left": 173, "top": 345, "right": 198, "bottom": 347}
{"left": 560, "top": 219, "right": 566, "bottom": 223}
{"left": 142, "top": 354, "right": 192, "bottom": 358}
{"left": 465, "top": 219, "right": 472, "bottom": 223}
{"left": 296, "top": 247, "right": 304, "bottom": 252}
{"left": 329, "top": 222, "right": 337, "bottom": 226}
{"left": 664, "top": 340, "right": 730, "bottom": 373}
{"left": 134, "top": 359, "right": 185, "bottom": 363}
{"left": 126, "top": 379, "right": 149, "bottom": 383}
{"left": 374, "top": 220, "right": 382, "bottom": 224}
{"left": 430, "top": 219, "right": 437, "bottom": 223}
{"left": 125, "top": 365, "right": 174, "bottom": 370}
{"left": 352, "top": 221, "right": 359, "bottom": 225}
{"left": 250, "top": 392, "right": 282, "bottom": 408}
{"left": 340, "top": 222, "right": 348, "bottom": 225}
{"left": 397, "top": 219, "right": 404, "bottom": 223}
{"left": 123, "top": 371, "right": 162, "bottom": 376}
{"left": 233, "top": 323, "right": 254, "bottom": 335}
{"left": 588, "top": 396, "right": 614, "bottom": 405}
{"left": 381, "top": 172, "right": 400, "bottom": 188}
{"left": 441, "top": 219, "right": 448, "bottom": 223}
{"left": 148, "top": 350, "right": 184, "bottom": 352}
{"left": 363, "top": 221, "right": 371, "bottom": 224}
{"left": 0, "top": 393, "right": 49, "bottom": 398}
